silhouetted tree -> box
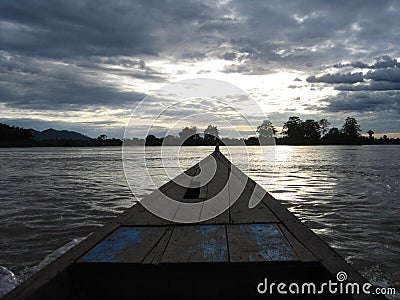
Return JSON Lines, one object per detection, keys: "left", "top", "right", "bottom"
{"left": 145, "top": 134, "right": 162, "bottom": 146}
{"left": 324, "top": 127, "right": 341, "bottom": 144}
{"left": 303, "top": 119, "right": 321, "bottom": 139}
{"left": 327, "top": 127, "right": 340, "bottom": 136}
{"left": 282, "top": 116, "right": 304, "bottom": 139}
{"left": 245, "top": 136, "right": 260, "bottom": 145}
{"left": 318, "top": 119, "right": 330, "bottom": 137}
{"left": 367, "top": 130, "right": 374, "bottom": 140}
{"left": 0, "top": 123, "right": 33, "bottom": 146}
{"left": 257, "top": 120, "right": 277, "bottom": 139}
{"left": 342, "top": 117, "right": 361, "bottom": 140}
{"left": 97, "top": 134, "right": 107, "bottom": 140}
{"left": 178, "top": 126, "right": 197, "bottom": 141}
{"left": 204, "top": 125, "right": 219, "bottom": 140}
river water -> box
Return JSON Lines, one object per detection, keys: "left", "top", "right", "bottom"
{"left": 0, "top": 145, "right": 399, "bottom": 297}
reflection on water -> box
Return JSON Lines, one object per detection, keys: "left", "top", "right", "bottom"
{"left": 0, "top": 145, "right": 399, "bottom": 296}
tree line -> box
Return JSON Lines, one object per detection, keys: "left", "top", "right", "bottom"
{"left": 141, "top": 125, "right": 224, "bottom": 146}
{"left": 1, "top": 118, "right": 399, "bottom": 147}
{"left": 125, "top": 116, "right": 399, "bottom": 146}
{"left": 279, "top": 116, "right": 361, "bottom": 144}
{"left": 277, "top": 116, "right": 396, "bottom": 145}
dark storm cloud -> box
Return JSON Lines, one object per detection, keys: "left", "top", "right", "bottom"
{"left": 307, "top": 72, "right": 364, "bottom": 84}
{"left": 73, "top": 57, "right": 166, "bottom": 81}
{"left": 0, "top": 0, "right": 219, "bottom": 59}
{"left": 309, "top": 59, "right": 400, "bottom": 97}
{"left": 181, "top": 51, "right": 207, "bottom": 60}
{"left": 319, "top": 91, "right": 400, "bottom": 113}
{"left": 225, "top": 1, "right": 400, "bottom": 70}
{"left": 2, "top": 1, "right": 399, "bottom": 69}
{"left": 0, "top": 53, "right": 146, "bottom": 110}
{"left": 1, "top": 0, "right": 400, "bottom": 135}
{"left": 223, "top": 52, "right": 238, "bottom": 61}
{"left": 333, "top": 56, "right": 400, "bottom": 69}
{"left": 222, "top": 63, "right": 271, "bottom": 75}
{"left": 0, "top": 0, "right": 221, "bottom": 111}
{"left": 365, "top": 68, "right": 400, "bottom": 83}
{"left": 335, "top": 82, "right": 400, "bottom": 92}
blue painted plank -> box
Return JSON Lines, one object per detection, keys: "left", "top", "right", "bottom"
{"left": 196, "top": 225, "right": 228, "bottom": 262}
{"left": 80, "top": 224, "right": 297, "bottom": 264}
{"left": 227, "top": 223, "right": 298, "bottom": 262}
{"left": 79, "top": 226, "right": 167, "bottom": 263}
{"left": 161, "top": 225, "right": 228, "bottom": 263}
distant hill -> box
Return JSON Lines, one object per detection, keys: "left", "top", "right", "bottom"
{"left": 0, "top": 123, "right": 122, "bottom": 147}
{"left": 29, "top": 128, "right": 91, "bottom": 141}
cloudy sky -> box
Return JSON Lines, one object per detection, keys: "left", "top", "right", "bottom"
{"left": 0, "top": 0, "right": 399, "bottom": 138}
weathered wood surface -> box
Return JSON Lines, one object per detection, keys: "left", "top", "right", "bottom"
{"left": 161, "top": 225, "right": 228, "bottom": 263}
{"left": 77, "top": 224, "right": 301, "bottom": 264}
{"left": 79, "top": 226, "right": 168, "bottom": 263}
{"left": 226, "top": 224, "right": 298, "bottom": 262}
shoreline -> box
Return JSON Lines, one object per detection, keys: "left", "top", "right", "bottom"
{"left": 1, "top": 143, "right": 400, "bottom": 148}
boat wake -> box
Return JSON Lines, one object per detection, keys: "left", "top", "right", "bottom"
{"left": 0, "top": 236, "right": 87, "bottom": 298}
{"left": 0, "top": 266, "right": 17, "bottom": 298}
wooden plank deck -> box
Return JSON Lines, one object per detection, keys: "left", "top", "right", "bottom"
{"left": 78, "top": 226, "right": 168, "bottom": 263}
{"left": 161, "top": 225, "right": 228, "bottom": 263}
{"left": 226, "top": 224, "right": 298, "bottom": 262}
